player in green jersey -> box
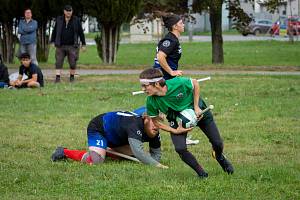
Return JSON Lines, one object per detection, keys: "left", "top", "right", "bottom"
{"left": 139, "top": 68, "right": 234, "bottom": 178}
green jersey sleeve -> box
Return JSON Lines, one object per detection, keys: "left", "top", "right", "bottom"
{"left": 146, "top": 97, "right": 159, "bottom": 117}
{"left": 181, "top": 77, "right": 193, "bottom": 91}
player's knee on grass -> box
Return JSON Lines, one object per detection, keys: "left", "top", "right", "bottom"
{"left": 81, "top": 151, "right": 105, "bottom": 165}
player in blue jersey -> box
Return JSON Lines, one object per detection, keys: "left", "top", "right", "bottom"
{"left": 51, "top": 111, "right": 168, "bottom": 168}
{"left": 153, "top": 14, "right": 184, "bottom": 80}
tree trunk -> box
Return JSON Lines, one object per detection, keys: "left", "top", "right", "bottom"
{"left": 109, "top": 27, "right": 113, "bottom": 63}
{"left": 37, "top": 21, "right": 50, "bottom": 62}
{"left": 1, "top": 22, "right": 17, "bottom": 63}
{"left": 209, "top": 2, "right": 224, "bottom": 64}
{"left": 37, "top": 22, "right": 49, "bottom": 62}
{"left": 96, "top": 24, "right": 120, "bottom": 64}
{"left": 101, "top": 26, "right": 107, "bottom": 63}
{"left": 113, "top": 26, "right": 119, "bottom": 63}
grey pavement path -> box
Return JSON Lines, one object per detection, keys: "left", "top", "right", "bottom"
{"left": 86, "top": 35, "right": 294, "bottom": 45}
{"left": 8, "top": 69, "right": 300, "bottom": 79}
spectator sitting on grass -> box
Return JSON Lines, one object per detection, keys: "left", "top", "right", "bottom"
{"left": 0, "top": 54, "right": 9, "bottom": 88}
{"left": 10, "top": 53, "right": 44, "bottom": 88}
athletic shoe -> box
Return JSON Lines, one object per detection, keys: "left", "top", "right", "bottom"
{"left": 51, "top": 146, "right": 66, "bottom": 162}
{"left": 216, "top": 154, "right": 234, "bottom": 174}
{"left": 186, "top": 138, "right": 199, "bottom": 145}
{"left": 198, "top": 170, "right": 209, "bottom": 178}
{"left": 55, "top": 76, "right": 61, "bottom": 83}
{"left": 70, "top": 76, "right": 75, "bottom": 83}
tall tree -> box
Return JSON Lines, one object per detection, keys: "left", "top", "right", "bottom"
{"left": 0, "top": 0, "right": 22, "bottom": 63}
{"left": 30, "top": 0, "right": 53, "bottom": 62}
{"left": 140, "top": 0, "right": 252, "bottom": 64}
{"left": 84, "top": 0, "right": 142, "bottom": 64}
{"left": 193, "top": 1, "right": 224, "bottom": 64}
{"left": 193, "top": 0, "right": 252, "bottom": 64}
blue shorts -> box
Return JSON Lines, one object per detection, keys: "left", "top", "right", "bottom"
{"left": 87, "top": 130, "right": 107, "bottom": 149}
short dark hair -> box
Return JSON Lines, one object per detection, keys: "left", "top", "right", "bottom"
{"left": 24, "top": 8, "right": 31, "bottom": 13}
{"left": 20, "top": 53, "right": 31, "bottom": 59}
{"left": 140, "top": 68, "right": 162, "bottom": 79}
{"left": 64, "top": 5, "right": 73, "bottom": 11}
{"left": 162, "top": 14, "right": 181, "bottom": 31}
{"left": 139, "top": 68, "right": 166, "bottom": 87}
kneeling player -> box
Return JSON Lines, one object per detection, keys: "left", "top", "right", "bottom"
{"left": 51, "top": 111, "right": 169, "bottom": 168}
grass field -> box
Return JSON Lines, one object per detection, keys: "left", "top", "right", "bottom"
{"left": 0, "top": 74, "right": 299, "bottom": 199}
{"left": 9, "top": 41, "right": 300, "bottom": 70}
{"left": 58, "top": 41, "right": 300, "bottom": 69}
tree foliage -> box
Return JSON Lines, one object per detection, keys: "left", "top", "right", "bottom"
{"left": 0, "top": 0, "right": 23, "bottom": 63}
{"left": 84, "top": 0, "right": 143, "bottom": 64}
{"left": 139, "top": 0, "right": 252, "bottom": 64}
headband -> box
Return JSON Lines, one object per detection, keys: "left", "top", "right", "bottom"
{"left": 140, "top": 77, "right": 163, "bottom": 84}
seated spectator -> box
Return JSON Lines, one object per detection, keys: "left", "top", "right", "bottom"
{"left": 0, "top": 54, "right": 9, "bottom": 88}
{"left": 10, "top": 53, "right": 44, "bottom": 88}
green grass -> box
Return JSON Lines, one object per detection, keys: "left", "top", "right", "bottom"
{"left": 9, "top": 41, "right": 300, "bottom": 70}
{"left": 0, "top": 74, "right": 299, "bottom": 199}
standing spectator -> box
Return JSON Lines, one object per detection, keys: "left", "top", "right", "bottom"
{"left": 18, "top": 8, "right": 38, "bottom": 65}
{"left": 50, "top": 5, "right": 86, "bottom": 83}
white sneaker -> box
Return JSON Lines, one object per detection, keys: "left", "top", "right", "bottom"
{"left": 186, "top": 138, "right": 199, "bottom": 145}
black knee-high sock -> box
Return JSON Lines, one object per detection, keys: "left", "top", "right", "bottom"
{"left": 176, "top": 149, "right": 207, "bottom": 176}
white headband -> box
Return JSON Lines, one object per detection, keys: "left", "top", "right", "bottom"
{"left": 140, "top": 77, "right": 163, "bottom": 84}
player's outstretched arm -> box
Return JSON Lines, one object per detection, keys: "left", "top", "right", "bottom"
{"left": 128, "top": 138, "right": 168, "bottom": 168}
{"left": 152, "top": 117, "right": 193, "bottom": 135}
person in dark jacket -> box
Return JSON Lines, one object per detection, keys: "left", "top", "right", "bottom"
{"left": 50, "top": 5, "right": 86, "bottom": 83}
{"left": 0, "top": 54, "right": 9, "bottom": 88}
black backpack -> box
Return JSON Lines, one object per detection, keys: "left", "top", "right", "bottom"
{"left": 0, "top": 54, "right": 9, "bottom": 84}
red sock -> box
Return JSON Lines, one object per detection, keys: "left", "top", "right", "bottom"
{"left": 64, "top": 149, "right": 87, "bottom": 161}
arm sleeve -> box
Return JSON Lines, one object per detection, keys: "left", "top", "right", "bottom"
{"left": 149, "top": 133, "right": 161, "bottom": 162}
{"left": 4, "top": 66, "right": 9, "bottom": 83}
{"left": 158, "top": 39, "right": 176, "bottom": 55}
{"left": 149, "top": 147, "right": 161, "bottom": 162}
{"left": 19, "top": 67, "right": 23, "bottom": 75}
{"left": 181, "top": 77, "right": 193, "bottom": 91}
{"left": 128, "top": 138, "right": 159, "bottom": 165}
{"left": 78, "top": 19, "right": 86, "bottom": 45}
{"left": 50, "top": 21, "right": 57, "bottom": 43}
{"left": 30, "top": 65, "right": 38, "bottom": 76}
{"left": 18, "top": 21, "right": 25, "bottom": 34}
